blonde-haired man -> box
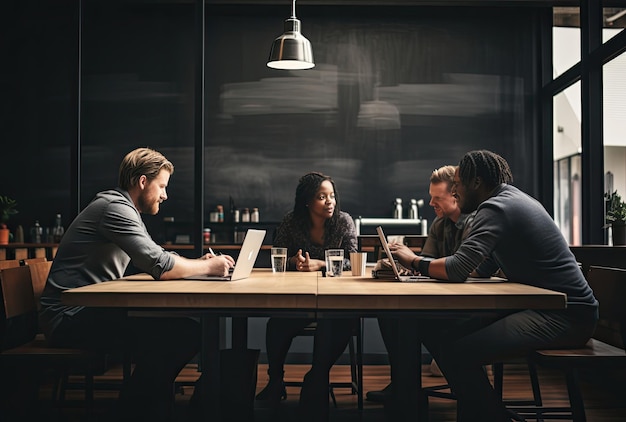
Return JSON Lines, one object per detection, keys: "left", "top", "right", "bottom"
{"left": 40, "top": 147, "right": 234, "bottom": 421}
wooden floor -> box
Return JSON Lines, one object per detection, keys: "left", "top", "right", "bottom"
{"left": 17, "top": 360, "right": 626, "bottom": 421}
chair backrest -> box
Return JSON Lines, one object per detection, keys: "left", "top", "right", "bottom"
{"left": 587, "top": 265, "right": 626, "bottom": 349}
{"left": 0, "top": 266, "right": 38, "bottom": 350}
{"left": 23, "top": 257, "right": 48, "bottom": 265}
{"left": 25, "top": 260, "right": 52, "bottom": 312}
{"left": 0, "top": 260, "right": 21, "bottom": 270}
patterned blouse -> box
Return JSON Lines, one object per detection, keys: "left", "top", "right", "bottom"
{"left": 273, "top": 210, "right": 358, "bottom": 271}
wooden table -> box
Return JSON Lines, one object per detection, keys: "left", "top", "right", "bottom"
{"left": 62, "top": 269, "right": 317, "bottom": 312}
{"left": 317, "top": 273, "right": 566, "bottom": 313}
{"left": 62, "top": 269, "right": 566, "bottom": 420}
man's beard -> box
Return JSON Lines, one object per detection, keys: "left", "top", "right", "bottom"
{"left": 138, "top": 194, "right": 159, "bottom": 215}
{"left": 459, "top": 191, "right": 479, "bottom": 214}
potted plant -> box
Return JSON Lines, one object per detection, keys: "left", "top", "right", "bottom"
{"left": 0, "top": 195, "right": 18, "bottom": 245}
{"left": 604, "top": 190, "right": 626, "bottom": 245}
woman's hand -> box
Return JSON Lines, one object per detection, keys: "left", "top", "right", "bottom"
{"left": 294, "top": 249, "right": 323, "bottom": 272}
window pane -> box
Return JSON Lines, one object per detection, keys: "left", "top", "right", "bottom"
{"left": 553, "top": 7, "right": 580, "bottom": 78}
{"left": 553, "top": 83, "right": 582, "bottom": 245}
{"left": 553, "top": 7, "right": 625, "bottom": 78}
{"left": 603, "top": 6, "right": 626, "bottom": 41}
{"left": 603, "top": 51, "right": 626, "bottom": 245}
{"left": 554, "top": 82, "right": 581, "bottom": 160}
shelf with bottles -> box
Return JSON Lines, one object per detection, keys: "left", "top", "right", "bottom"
{"left": 204, "top": 221, "right": 280, "bottom": 245}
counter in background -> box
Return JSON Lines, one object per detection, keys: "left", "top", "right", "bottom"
{"left": 354, "top": 217, "right": 428, "bottom": 236}
{"left": 0, "top": 243, "right": 57, "bottom": 261}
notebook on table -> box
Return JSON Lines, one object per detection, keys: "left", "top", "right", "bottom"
{"left": 185, "top": 229, "right": 266, "bottom": 281}
{"left": 375, "top": 226, "right": 431, "bottom": 282}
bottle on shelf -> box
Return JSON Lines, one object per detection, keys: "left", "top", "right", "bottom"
{"left": 209, "top": 209, "right": 219, "bottom": 222}
{"left": 229, "top": 196, "right": 239, "bottom": 223}
{"left": 31, "top": 220, "right": 43, "bottom": 243}
{"left": 241, "top": 208, "right": 250, "bottom": 223}
{"left": 216, "top": 205, "right": 224, "bottom": 223}
{"left": 52, "top": 213, "right": 65, "bottom": 243}
{"left": 393, "top": 198, "right": 403, "bottom": 219}
{"left": 234, "top": 227, "right": 245, "bottom": 243}
{"left": 15, "top": 225, "right": 24, "bottom": 243}
{"left": 203, "top": 228, "right": 211, "bottom": 244}
{"left": 409, "top": 199, "right": 419, "bottom": 219}
{"left": 251, "top": 208, "right": 259, "bottom": 223}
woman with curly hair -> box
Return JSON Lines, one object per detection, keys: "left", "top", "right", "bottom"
{"left": 256, "top": 172, "right": 357, "bottom": 421}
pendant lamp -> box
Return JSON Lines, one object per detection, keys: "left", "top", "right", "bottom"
{"left": 267, "top": 0, "right": 315, "bottom": 70}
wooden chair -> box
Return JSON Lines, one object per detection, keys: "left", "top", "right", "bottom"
{"left": 0, "top": 259, "right": 21, "bottom": 270}
{"left": 0, "top": 265, "right": 102, "bottom": 420}
{"left": 506, "top": 265, "right": 626, "bottom": 421}
{"left": 26, "top": 260, "right": 130, "bottom": 398}
{"left": 22, "top": 257, "right": 48, "bottom": 266}
{"left": 283, "top": 319, "right": 364, "bottom": 410}
{"left": 24, "top": 260, "right": 52, "bottom": 312}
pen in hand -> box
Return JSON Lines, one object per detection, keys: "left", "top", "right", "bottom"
{"left": 208, "top": 248, "right": 221, "bottom": 256}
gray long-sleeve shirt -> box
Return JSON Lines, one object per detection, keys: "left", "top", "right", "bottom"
{"left": 445, "top": 184, "right": 597, "bottom": 307}
{"left": 39, "top": 188, "right": 176, "bottom": 339}
{"left": 421, "top": 213, "right": 473, "bottom": 258}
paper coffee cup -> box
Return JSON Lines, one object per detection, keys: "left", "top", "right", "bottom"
{"left": 350, "top": 252, "right": 367, "bottom": 276}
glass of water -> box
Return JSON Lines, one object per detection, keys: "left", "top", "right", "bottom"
{"left": 271, "top": 247, "right": 288, "bottom": 273}
{"left": 325, "top": 249, "right": 344, "bottom": 277}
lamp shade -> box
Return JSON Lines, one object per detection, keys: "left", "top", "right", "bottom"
{"left": 267, "top": 17, "right": 314, "bottom": 70}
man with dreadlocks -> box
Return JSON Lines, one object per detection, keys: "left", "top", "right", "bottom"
{"left": 388, "top": 150, "right": 598, "bottom": 421}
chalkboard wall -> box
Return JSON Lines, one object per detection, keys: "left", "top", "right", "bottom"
{"left": 3, "top": 1, "right": 543, "bottom": 245}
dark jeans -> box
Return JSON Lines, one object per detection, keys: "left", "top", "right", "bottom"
{"left": 385, "top": 306, "right": 598, "bottom": 422}
{"left": 298, "top": 317, "right": 360, "bottom": 422}
{"left": 264, "top": 317, "right": 316, "bottom": 379}
{"left": 49, "top": 308, "right": 201, "bottom": 422}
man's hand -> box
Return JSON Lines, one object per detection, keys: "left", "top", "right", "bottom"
{"left": 389, "top": 243, "right": 417, "bottom": 269}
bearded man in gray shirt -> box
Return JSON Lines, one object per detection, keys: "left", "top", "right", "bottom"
{"left": 388, "top": 150, "right": 598, "bottom": 421}
{"left": 40, "top": 147, "right": 235, "bottom": 421}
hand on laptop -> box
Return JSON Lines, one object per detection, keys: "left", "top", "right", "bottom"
{"left": 389, "top": 243, "right": 417, "bottom": 270}
{"left": 203, "top": 253, "right": 235, "bottom": 276}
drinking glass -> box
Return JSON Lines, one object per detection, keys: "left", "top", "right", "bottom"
{"left": 325, "top": 249, "right": 344, "bottom": 277}
{"left": 271, "top": 247, "right": 288, "bottom": 273}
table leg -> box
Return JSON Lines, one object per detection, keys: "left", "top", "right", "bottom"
{"left": 392, "top": 317, "right": 428, "bottom": 421}
{"left": 231, "top": 316, "right": 248, "bottom": 351}
{"left": 200, "top": 315, "right": 221, "bottom": 419}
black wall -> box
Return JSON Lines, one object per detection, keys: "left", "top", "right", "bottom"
{"left": 2, "top": 1, "right": 545, "bottom": 244}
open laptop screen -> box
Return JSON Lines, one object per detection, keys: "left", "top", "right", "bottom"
{"left": 184, "top": 229, "right": 266, "bottom": 281}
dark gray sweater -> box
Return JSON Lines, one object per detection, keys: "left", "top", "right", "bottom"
{"left": 445, "top": 184, "right": 597, "bottom": 307}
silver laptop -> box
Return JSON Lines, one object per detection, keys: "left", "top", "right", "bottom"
{"left": 185, "top": 229, "right": 266, "bottom": 281}
{"left": 376, "top": 226, "right": 431, "bottom": 282}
